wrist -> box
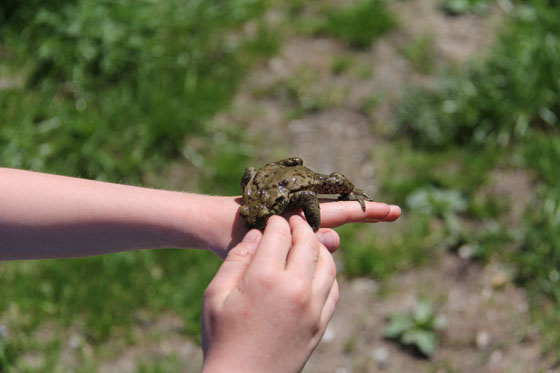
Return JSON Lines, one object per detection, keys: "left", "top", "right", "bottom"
{"left": 171, "top": 194, "right": 244, "bottom": 258}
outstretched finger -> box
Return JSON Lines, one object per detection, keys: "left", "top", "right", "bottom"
{"left": 319, "top": 201, "right": 401, "bottom": 228}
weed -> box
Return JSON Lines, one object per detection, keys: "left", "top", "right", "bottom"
{"left": 441, "top": 0, "right": 493, "bottom": 15}
{"left": 385, "top": 300, "right": 448, "bottom": 357}
{"left": 0, "top": 0, "right": 273, "bottom": 183}
{"left": 396, "top": 1, "right": 560, "bottom": 147}
{"left": 330, "top": 56, "right": 353, "bottom": 75}
{"left": 315, "top": 0, "right": 397, "bottom": 49}
{"left": 400, "top": 33, "right": 436, "bottom": 75}
{"left": 0, "top": 1, "right": 273, "bottom": 368}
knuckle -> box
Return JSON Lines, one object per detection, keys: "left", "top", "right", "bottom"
{"left": 227, "top": 244, "right": 253, "bottom": 261}
{"left": 301, "top": 239, "right": 321, "bottom": 257}
{"left": 250, "top": 267, "right": 280, "bottom": 289}
{"left": 273, "top": 226, "right": 292, "bottom": 243}
{"left": 203, "top": 284, "right": 220, "bottom": 304}
{"left": 286, "top": 278, "right": 310, "bottom": 307}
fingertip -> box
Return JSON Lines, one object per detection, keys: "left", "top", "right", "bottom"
{"left": 317, "top": 229, "right": 340, "bottom": 253}
{"left": 386, "top": 205, "right": 401, "bottom": 221}
{"left": 265, "top": 215, "right": 290, "bottom": 234}
{"left": 243, "top": 229, "right": 262, "bottom": 244}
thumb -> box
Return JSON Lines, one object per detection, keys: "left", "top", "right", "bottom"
{"left": 206, "top": 229, "right": 262, "bottom": 300}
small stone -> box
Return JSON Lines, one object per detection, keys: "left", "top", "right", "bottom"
{"left": 373, "top": 347, "right": 389, "bottom": 369}
{"left": 490, "top": 271, "right": 509, "bottom": 288}
{"left": 0, "top": 324, "right": 7, "bottom": 338}
{"left": 458, "top": 244, "right": 474, "bottom": 260}
{"left": 490, "top": 349, "right": 503, "bottom": 365}
{"left": 268, "top": 58, "right": 285, "bottom": 73}
{"left": 476, "top": 330, "right": 491, "bottom": 349}
{"left": 351, "top": 278, "right": 379, "bottom": 294}
{"left": 68, "top": 334, "right": 82, "bottom": 349}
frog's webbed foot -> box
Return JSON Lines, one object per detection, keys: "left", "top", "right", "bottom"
{"left": 338, "top": 189, "right": 373, "bottom": 212}
{"left": 268, "top": 157, "right": 304, "bottom": 167}
{"left": 289, "top": 190, "right": 321, "bottom": 231}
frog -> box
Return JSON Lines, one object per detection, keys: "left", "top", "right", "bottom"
{"left": 239, "top": 157, "right": 373, "bottom": 232}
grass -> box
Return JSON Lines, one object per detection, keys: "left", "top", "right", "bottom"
{"left": 1, "top": 0, "right": 274, "bottom": 183}
{"left": 441, "top": 0, "right": 493, "bottom": 14}
{"left": 396, "top": 1, "right": 560, "bottom": 147}
{"left": 0, "top": 0, "right": 275, "bottom": 370}
{"left": 2, "top": 0, "right": 560, "bottom": 368}
{"left": 400, "top": 33, "right": 436, "bottom": 75}
{"left": 393, "top": 0, "right": 560, "bottom": 356}
{"left": 307, "top": 0, "right": 397, "bottom": 49}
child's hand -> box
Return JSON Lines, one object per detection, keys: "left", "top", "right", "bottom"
{"left": 201, "top": 215, "right": 338, "bottom": 373}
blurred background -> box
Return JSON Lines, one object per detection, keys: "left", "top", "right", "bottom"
{"left": 1, "top": 0, "right": 559, "bottom": 371}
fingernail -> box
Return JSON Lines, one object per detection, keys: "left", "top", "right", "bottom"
{"left": 243, "top": 229, "right": 261, "bottom": 244}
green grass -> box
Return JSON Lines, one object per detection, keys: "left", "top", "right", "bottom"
{"left": 2, "top": 0, "right": 560, "bottom": 368}
{"left": 396, "top": 1, "right": 560, "bottom": 147}
{"left": 400, "top": 33, "right": 436, "bottom": 75}
{"left": 313, "top": 0, "right": 397, "bottom": 49}
{"left": 392, "top": 0, "right": 560, "bottom": 356}
{"left": 440, "top": 0, "right": 493, "bottom": 14}
{"left": 0, "top": 0, "right": 276, "bottom": 370}
{"left": 1, "top": 0, "right": 274, "bottom": 183}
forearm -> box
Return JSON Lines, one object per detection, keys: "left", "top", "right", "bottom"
{"left": 0, "top": 168, "right": 237, "bottom": 260}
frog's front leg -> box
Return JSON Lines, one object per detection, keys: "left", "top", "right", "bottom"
{"left": 289, "top": 190, "right": 321, "bottom": 232}
{"left": 241, "top": 167, "right": 257, "bottom": 191}
{"left": 338, "top": 189, "right": 373, "bottom": 212}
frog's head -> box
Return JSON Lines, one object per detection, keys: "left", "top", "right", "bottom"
{"left": 316, "top": 172, "right": 354, "bottom": 194}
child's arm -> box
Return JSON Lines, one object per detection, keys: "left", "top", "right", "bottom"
{"left": 0, "top": 167, "right": 400, "bottom": 260}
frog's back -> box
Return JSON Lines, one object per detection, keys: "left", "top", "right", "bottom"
{"left": 256, "top": 164, "right": 318, "bottom": 192}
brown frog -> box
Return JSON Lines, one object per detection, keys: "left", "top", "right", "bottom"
{"left": 240, "top": 157, "right": 373, "bottom": 231}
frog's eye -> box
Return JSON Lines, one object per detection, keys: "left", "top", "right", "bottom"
{"left": 329, "top": 172, "right": 346, "bottom": 183}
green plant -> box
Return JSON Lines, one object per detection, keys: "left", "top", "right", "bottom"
{"left": 514, "top": 136, "right": 560, "bottom": 301}
{"left": 330, "top": 55, "right": 353, "bottom": 75}
{"left": 441, "top": 0, "right": 493, "bottom": 15}
{"left": 0, "top": 0, "right": 272, "bottom": 183}
{"left": 407, "top": 186, "right": 467, "bottom": 247}
{"left": 400, "top": 33, "right": 436, "bottom": 74}
{"left": 396, "top": 1, "right": 560, "bottom": 147}
{"left": 316, "top": 0, "right": 397, "bottom": 49}
{"left": 385, "top": 300, "right": 448, "bottom": 357}
{"left": 0, "top": 326, "right": 17, "bottom": 372}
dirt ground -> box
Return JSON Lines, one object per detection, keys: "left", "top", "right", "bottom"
{"left": 97, "top": 1, "right": 558, "bottom": 372}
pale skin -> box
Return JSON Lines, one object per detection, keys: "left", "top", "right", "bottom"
{"left": 0, "top": 167, "right": 401, "bottom": 371}
{"left": 202, "top": 216, "right": 339, "bottom": 372}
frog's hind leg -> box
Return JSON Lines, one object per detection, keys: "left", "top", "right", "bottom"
{"left": 268, "top": 157, "right": 304, "bottom": 167}
{"left": 289, "top": 190, "right": 321, "bottom": 231}
{"left": 338, "top": 189, "right": 373, "bottom": 212}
